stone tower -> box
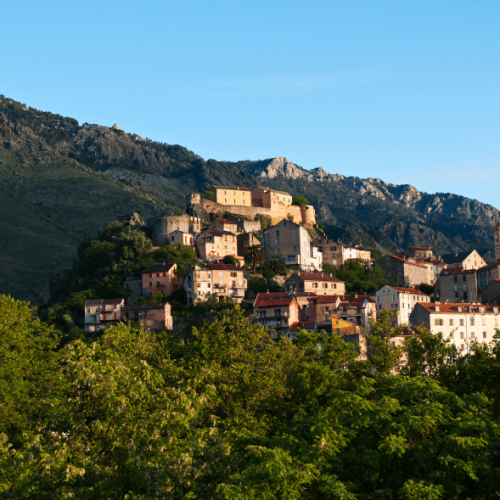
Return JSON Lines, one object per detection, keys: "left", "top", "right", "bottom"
{"left": 495, "top": 222, "right": 500, "bottom": 262}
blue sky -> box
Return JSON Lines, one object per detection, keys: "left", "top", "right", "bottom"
{"left": 2, "top": 1, "right": 499, "bottom": 207}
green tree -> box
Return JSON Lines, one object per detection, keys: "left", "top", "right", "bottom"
{"left": 244, "top": 244, "right": 265, "bottom": 273}
{"left": 292, "top": 195, "right": 309, "bottom": 206}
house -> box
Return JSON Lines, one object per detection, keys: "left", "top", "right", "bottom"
{"left": 477, "top": 261, "right": 500, "bottom": 290}
{"left": 331, "top": 316, "right": 361, "bottom": 336}
{"left": 284, "top": 272, "right": 346, "bottom": 295}
{"left": 166, "top": 230, "right": 196, "bottom": 250}
{"left": 149, "top": 214, "right": 201, "bottom": 246}
{"left": 253, "top": 292, "right": 300, "bottom": 339}
{"left": 121, "top": 303, "right": 173, "bottom": 331}
{"left": 184, "top": 263, "right": 247, "bottom": 305}
{"left": 311, "top": 236, "right": 371, "bottom": 268}
{"left": 251, "top": 186, "right": 293, "bottom": 208}
{"left": 84, "top": 298, "right": 124, "bottom": 332}
{"left": 437, "top": 267, "right": 478, "bottom": 303}
{"left": 237, "top": 233, "right": 261, "bottom": 257}
{"left": 333, "top": 295, "right": 377, "bottom": 334}
{"left": 213, "top": 185, "right": 252, "bottom": 206}
{"left": 225, "top": 213, "right": 261, "bottom": 234}
{"left": 262, "top": 219, "right": 318, "bottom": 271}
{"left": 196, "top": 229, "right": 238, "bottom": 262}
{"left": 441, "top": 250, "right": 486, "bottom": 271}
{"left": 375, "top": 254, "right": 430, "bottom": 288}
{"left": 409, "top": 302, "right": 500, "bottom": 352}
{"left": 403, "top": 246, "right": 434, "bottom": 259}
{"left": 208, "top": 217, "right": 240, "bottom": 234}
{"left": 375, "top": 285, "right": 431, "bottom": 326}
{"left": 142, "top": 262, "right": 181, "bottom": 297}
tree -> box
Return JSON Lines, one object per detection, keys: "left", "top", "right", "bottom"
{"left": 267, "top": 254, "right": 287, "bottom": 275}
{"left": 222, "top": 254, "right": 238, "bottom": 266}
{"left": 292, "top": 195, "right": 309, "bottom": 206}
{"left": 244, "top": 244, "right": 265, "bottom": 273}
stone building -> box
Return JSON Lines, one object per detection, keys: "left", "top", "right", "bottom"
{"left": 149, "top": 214, "right": 201, "bottom": 246}
{"left": 311, "top": 236, "right": 370, "bottom": 268}
{"left": 284, "top": 272, "right": 346, "bottom": 295}
{"left": 121, "top": 303, "right": 173, "bottom": 331}
{"left": 184, "top": 264, "right": 247, "bottom": 305}
{"left": 251, "top": 186, "right": 293, "bottom": 208}
{"left": 375, "top": 285, "right": 431, "bottom": 326}
{"left": 480, "top": 279, "right": 500, "bottom": 305}
{"left": 196, "top": 229, "right": 238, "bottom": 262}
{"left": 438, "top": 268, "right": 478, "bottom": 303}
{"left": 207, "top": 217, "right": 241, "bottom": 234}
{"left": 213, "top": 186, "right": 252, "bottom": 206}
{"left": 166, "top": 230, "right": 196, "bottom": 250}
{"left": 495, "top": 222, "right": 500, "bottom": 261}
{"left": 441, "top": 250, "right": 486, "bottom": 270}
{"left": 253, "top": 292, "right": 300, "bottom": 338}
{"left": 410, "top": 302, "right": 500, "bottom": 352}
{"left": 142, "top": 262, "right": 181, "bottom": 297}
{"left": 237, "top": 232, "right": 261, "bottom": 257}
{"left": 477, "top": 262, "right": 500, "bottom": 290}
{"left": 403, "top": 246, "right": 434, "bottom": 259}
{"left": 262, "top": 219, "right": 317, "bottom": 271}
{"left": 225, "top": 214, "right": 261, "bottom": 234}
{"left": 375, "top": 255, "right": 430, "bottom": 288}
{"left": 84, "top": 298, "right": 125, "bottom": 333}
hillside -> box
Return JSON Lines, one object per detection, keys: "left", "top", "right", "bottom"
{"left": 1, "top": 94, "right": 499, "bottom": 303}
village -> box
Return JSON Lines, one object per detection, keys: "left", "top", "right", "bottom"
{"left": 84, "top": 184, "right": 500, "bottom": 360}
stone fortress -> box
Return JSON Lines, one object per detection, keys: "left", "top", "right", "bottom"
{"left": 189, "top": 185, "right": 317, "bottom": 227}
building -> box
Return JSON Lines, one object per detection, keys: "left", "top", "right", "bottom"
{"left": 480, "top": 279, "right": 500, "bottom": 305}
{"left": 403, "top": 246, "right": 434, "bottom": 259}
{"left": 213, "top": 186, "right": 252, "bottom": 206}
{"left": 441, "top": 250, "right": 486, "bottom": 270}
{"left": 207, "top": 218, "right": 241, "bottom": 234}
{"left": 251, "top": 186, "right": 293, "bottom": 208}
{"left": 121, "top": 303, "right": 173, "bottom": 331}
{"left": 375, "top": 285, "right": 431, "bottom": 326}
{"left": 142, "top": 262, "right": 181, "bottom": 297}
{"left": 167, "top": 230, "right": 196, "bottom": 250}
{"left": 262, "top": 219, "right": 317, "bottom": 271}
{"left": 311, "top": 236, "right": 371, "bottom": 268}
{"left": 409, "top": 302, "right": 500, "bottom": 352}
{"left": 477, "top": 261, "right": 500, "bottom": 290}
{"left": 196, "top": 229, "right": 238, "bottom": 262}
{"left": 375, "top": 255, "right": 430, "bottom": 288}
{"left": 253, "top": 292, "right": 300, "bottom": 338}
{"left": 237, "top": 233, "right": 261, "bottom": 258}
{"left": 225, "top": 214, "right": 261, "bottom": 234}
{"left": 149, "top": 214, "right": 201, "bottom": 246}
{"left": 331, "top": 316, "right": 361, "bottom": 336}
{"left": 84, "top": 298, "right": 125, "bottom": 332}
{"left": 494, "top": 222, "right": 500, "bottom": 261}
{"left": 333, "top": 295, "right": 377, "bottom": 334}
{"left": 284, "top": 272, "right": 346, "bottom": 295}
{"left": 438, "top": 267, "right": 478, "bottom": 303}
{"left": 184, "top": 263, "right": 247, "bottom": 305}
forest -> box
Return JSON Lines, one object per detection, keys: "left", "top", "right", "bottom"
{"left": 1, "top": 294, "right": 500, "bottom": 499}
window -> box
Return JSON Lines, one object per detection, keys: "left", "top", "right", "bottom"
{"left": 435, "top": 319, "right": 444, "bottom": 326}
{"left": 392, "top": 295, "right": 396, "bottom": 301}
{"left": 460, "top": 332, "right": 464, "bottom": 339}
{"left": 483, "top": 332, "right": 487, "bottom": 338}
{"left": 313, "top": 283, "right": 318, "bottom": 288}
{"left": 463, "top": 275, "right": 467, "bottom": 282}
{"left": 454, "top": 276, "right": 458, "bottom": 282}
{"left": 275, "top": 309, "right": 281, "bottom": 317}
{"left": 449, "top": 319, "right": 454, "bottom": 326}
{"left": 460, "top": 319, "right": 464, "bottom": 326}
{"left": 377, "top": 296, "right": 381, "bottom": 303}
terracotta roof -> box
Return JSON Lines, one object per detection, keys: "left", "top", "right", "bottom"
{"left": 216, "top": 218, "right": 236, "bottom": 224}
{"left": 389, "top": 255, "right": 427, "bottom": 268}
{"left": 383, "top": 286, "right": 429, "bottom": 296}
{"left": 296, "top": 272, "right": 344, "bottom": 283}
{"left": 477, "top": 262, "right": 500, "bottom": 272}
{"left": 143, "top": 263, "right": 176, "bottom": 274}
{"left": 338, "top": 295, "right": 376, "bottom": 304}
{"left": 254, "top": 185, "right": 292, "bottom": 197}
{"left": 288, "top": 321, "right": 316, "bottom": 331}
{"left": 209, "top": 264, "right": 243, "bottom": 272}
{"left": 307, "top": 295, "right": 340, "bottom": 303}
{"left": 407, "top": 246, "right": 431, "bottom": 251}
{"left": 415, "top": 302, "right": 499, "bottom": 314}
{"left": 440, "top": 267, "right": 476, "bottom": 276}
{"left": 254, "top": 293, "right": 296, "bottom": 308}
{"left": 294, "top": 292, "right": 317, "bottom": 297}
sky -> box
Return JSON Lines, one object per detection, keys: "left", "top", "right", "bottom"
{"left": 1, "top": 1, "right": 499, "bottom": 208}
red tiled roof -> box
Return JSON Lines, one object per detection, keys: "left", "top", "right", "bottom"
{"left": 407, "top": 246, "right": 431, "bottom": 251}
{"left": 478, "top": 262, "right": 500, "bottom": 272}
{"left": 338, "top": 295, "right": 376, "bottom": 304}
{"left": 307, "top": 295, "right": 340, "bottom": 303}
{"left": 216, "top": 218, "right": 236, "bottom": 225}
{"left": 294, "top": 292, "right": 317, "bottom": 297}
{"left": 297, "top": 272, "right": 344, "bottom": 283}
{"left": 288, "top": 321, "right": 316, "bottom": 331}
{"left": 254, "top": 293, "right": 296, "bottom": 308}
{"left": 415, "top": 302, "right": 498, "bottom": 314}
{"left": 440, "top": 267, "right": 476, "bottom": 275}
{"left": 386, "top": 286, "right": 429, "bottom": 296}
{"left": 209, "top": 264, "right": 243, "bottom": 271}
{"left": 390, "top": 255, "right": 427, "bottom": 268}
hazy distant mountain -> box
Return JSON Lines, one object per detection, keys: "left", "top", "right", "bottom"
{"left": 1, "top": 95, "right": 498, "bottom": 303}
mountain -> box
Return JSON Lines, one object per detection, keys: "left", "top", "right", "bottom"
{"left": 1, "top": 95, "right": 498, "bottom": 304}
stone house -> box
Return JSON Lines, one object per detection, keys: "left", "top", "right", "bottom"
{"left": 237, "top": 232, "right": 261, "bottom": 257}
{"left": 208, "top": 217, "right": 241, "bottom": 234}
{"left": 142, "top": 262, "right": 181, "bottom": 297}
{"left": 262, "top": 219, "right": 317, "bottom": 271}
{"left": 441, "top": 250, "right": 486, "bottom": 270}
{"left": 477, "top": 262, "right": 500, "bottom": 290}
{"left": 375, "top": 285, "right": 431, "bottom": 326}
{"left": 437, "top": 267, "right": 478, "bottom": 303}
{"left": 375, "top": 255, "right": 430, "bottom": 288}
{"left": 121, "top": 303, "right": 173, "bottom": 331}
{"left": 213, "top": 186, "right": 252, "bottom": 206}
{"left": 481, "top": 279, "right": 500, "bottom": 305}
{"left": 333, "top": 295, "right": 377, "bottom": 334}
{"left": 284, "top": 272, "right": 346, "bottom": 295}
{"left": 225, "top": 214, "right": 261, "bottom": 234}
{"left": 167, "top": 230, "right": 196, "bottom": 250}
{"left": 311, "top": 236, "right": 371, "bottom": 267}
{"left": 253, "top": 292, "right": 300, "bottom": 338}
{"left": 251, "top": 186, "right": 293, "bottom": 208}
{"left": 184, "top": 263, "right": 247, "bottom": 305}
{"left": 196, "top": 229, "right": 238, "bottom": 262}
{"left": 84, "top": 298, "right": 124, "bottom": 333}
{"left": 149, "top": 214, "right": 201, "bottom": 246}
{"left": 409, "top": 302, "right": 500, "bottom": 352}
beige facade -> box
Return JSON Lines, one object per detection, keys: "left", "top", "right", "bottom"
{"left": 196, "top": 229, "right": 238, "bottom": 262}
{"left": 284, "top": 272, "right": 346, "bottom": 295}
{"left": 251, "top": 186, "right": 292, "bottom": 208}
{"left": 404, "top": 246, "right": 434, "bottom": 259}
{"left": 142, "top": 263, "right": 181, "bottom": 297}
{"left": 84, "top": 298, "right": 124, "bottom": 332}
{"left": 441, "top": 250, "right": 486, "bottom": 270}
{"left": 311, "top": 236, "right": 371, "bottom": 267}
{"left": 121, "top": 303, "right": 173, "bottom": 331}
{"left": 438, "top": 268, "right": 478, "bottom": 303}
{"left": 167, "top": 230, "right": 196, "bottom": 250}
{"left": 213, "top": 186, "right": 252, "bottom": 206}
{"left": 410, "top": 302, "right": 500, "bottom": 352}
{"left": 375, "top": 285, "right": 431, "bottom": 326}
{"left": 184, "top": 264, "right": 247, "bottom": 304}
{"left": 208, "top": 217, "right": 240, "bottom": 234}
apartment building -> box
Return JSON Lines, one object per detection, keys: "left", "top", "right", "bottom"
{"left": 438, "top": 267, "right": 478, "bottom": 303}
{"left": 196, "top": 229, "right": 238, "bottom": 262}
{"left": 410, "top": 302, "right": 500, "bottom": 352}
{"left": 284, "top": 272, "right": 346, "bottom": 295}
{"left": 184, "top": 263, "right": 247, "bottom": 305}
{"left": 375, "top": 285, "right": 431, "bottom": 326}
{"left": 253, "top": 292, "right": 300, "bottom": 338}
{"left": 142, "top": 263, "right": 180, "bottom": 297}
{"left": 84, "top": 298, "right": 125, "bottom": 332}
{"left": 262, "top": 219, "right": 316, "bottom": 271}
